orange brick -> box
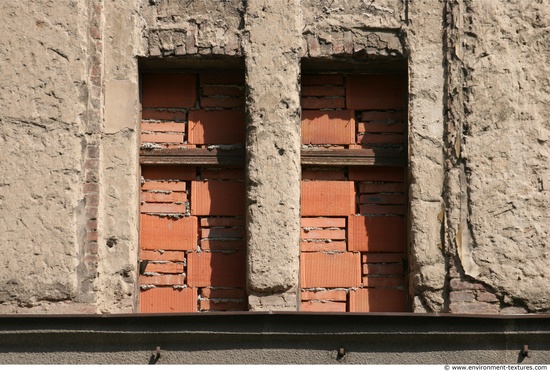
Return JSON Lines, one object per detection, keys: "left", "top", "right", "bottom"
{"left": 302, "top": 168, "right": 346, "bottom": 180}
{"left": 200, "top": 167, "right": 245, "bottom": 180}
{"left": 200, "top": 217, "right": 246, "bottom": 227}
{"left": 301, "top": 241, "right": 346, "bottom": 252}
{"left": 145, "top": 263, "right": 184, "bottom": 274}
{"left": 359, "top": 205, "right": 405, "bottom": 215}
{"left": 200, "top": 288, "right": 246, "bottom": 299}
{"left": 191, "top": 180, "right": 245, "bottom": 216}
{"left": 301, "top": 290, "right": 347, "bottom": 301}
{"left": 141, "top": 133, "right": 184, "bottom": 144}
{"left": 363, "top": 263, "right": 404, "bottom": 275}
{"left": 301, "top": 218, "right": 346, "bottom": 228}
{"left": 141, "top": 192, "right": 187, "bottom": 203}
{"left": 187, "top": 252, "right": 246, "bottom": 287}
{"left": 301, "top": 97, "right": 345, "bottom": 109}
{"left": 301, "top": 181, "right": 355, "bottom": 216}
{"left": 140, "top": 203, "right": 186, "bottom": 214}
{"left": 140, "top": 287, "right": 197, "bottom": 313}
{"left": 200, "top": 72, "right": 245, "bottom": 85}
{"left": 300, "top": 252, "right": 361, "bottom": 288}
{"left": 302, "top": 75, "right": 344, "bottom": 85}
{"left": 141, "top": 122, "right": 186, "bottom": 133}
{"left": 362, "top": 276, "right": 405, "bottom": 287}
{"left": 301, "top": 229, "right": 345, "bottom": 240}
{"left": 140, "top": 215, "right": 198, "bottom": 251}
{"left": 348, "top": 216, "right": 405, "bottom": 252}
{"left": 141, "top": 165, "right": 196, "bottom": 181}
{"left": 301, "top": 301, "right": 346, "bottom": 312}
{"left": 359, "top": 194, "right": 406, "bottom": 205}
{"left": 142, "top": 181, "right": 187, "bottom": 192}
{"left": 302, "top": 110, "right": 355, "bottom": 145}
{"left": 142, "top": 109, "right": 187, "bottom": 121}
{"left": 200, "top": 240, "right": 246, "bottom": 251}
{"left": 188, "top": 110, "right": 245, "bottom": 145}
{"left": 359, "top": 182, "right": 405, "bottom": 193}
{"left": 139, "top": 274, "right": 184, "bottom": 286}
{"left": 142, "top": 73, "right": 197, "bottom": 108}
{"left": 361, "top": 253, "right": 406, "bottom": 264}
{"left": 139, "top": 250, "right": 185, "bottom": 262}
{"left": 200, "top": 97, "right": 245, "bottom": 109}
{"left": 348, "top": 167, "right": 405, "bottom": 182}
{"left": 201, "top": 227, "right": 245, "bottom": 239}
{"left": 346, "top": 75, "right": 407, "bottom": 110}
{"left": 202, "top": 85, "right": 244, "bottom": 96}
{"left": 199, "top": 300, "right": 247, "bottom": 311}
{"left": 301, "top": 85, "right": 345, "bottom": 97}
{"left": 349, "top": 288, "right": 407, "bottom": 312}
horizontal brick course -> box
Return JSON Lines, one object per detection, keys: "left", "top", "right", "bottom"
{"left": 140, "top": 287, "right": 197, "bottom": 313}
{"left": 141, "top": 165, "right": 196, "bottom": 181}
{"left": 301, "top": 181, "right": 355, "bottom": 216}
{"left": 140, "top": 203, "right": 187, "bottom": 214}
{"left": 199, "top": 300, "right": 247, "bottom": 311}
{"left": 141, "top": 109, "right": 187, "bottom": 121}
{"left": 301, "top": 252, "right": 361, "bottom": 288}
{"left": 301, "top": 217, "right": 346, "bottom": 228}
{"left": 188, "top": 110, "right": 245, "bottom": 145}
{"left": 302, "top": 110, "right": 355, "bottom": 145}
{"left": 301, "top": 229, "right": 345, "bottom": 240}
{"left": 200, "top": 217, "right": 246, "bottom": 227}
{"left": 200, "top": 168, "right": 245, "bottom": 180}
{"left": 141, "top": 192, "right": 187, "bottom": 203}
{"left": 200, "top": 97, "right": 245, "bottom": 109}
{"left": 200, "top": 72, "right": 245, "bottom": 85}
{"left": 300, "top": 241, "right": 346, "bottom": 252}
{"left": 201, "top": 288, "right": 246, "bottom": 299}
{"left": 187, "top": 252, "right": 246, "bottom": 287}
{"left": 302, "top": 75, "right": 344, "bottom": 85}
{"left": 301, "top": 85, "right": 345, "bottom": 97}
{"left": 200, "top": 240, "right": 246, "bottom": 251}
{"left": 139, "top": 274, "right": 184, "bottom": 286}
{"left": 301, "top": 290, "right": 347, "bottom": 301}
{"left": 349, "top": 288, "right": 407, "bottom": 312}
{"left": 140, "top": 215, "right": 198, "bottom": 251}
{"left": 301, "top": 97, "right": 345, "bottom": 109}
{"left": 302, "top": 168, "right": 346, "bottom": 180}
{"left": 139, "top": 250, "right": 185, "bottom": 262}
{"left": 349, "top": 167, "right": 405, "bottom": 182}
{"left": 145, "top": 263, "right": 184, "bottom": 274}
{"left": 301, "top": 301, "right": 346, "bottom": 312}
{"left": 191, "top": 180, "right": 245, "bottom": 216}
{"left": 142, "top": 181, "right": 187, "bottom": 192}
{"left": 348, "top": 216, "right": 405, "bottom": 252}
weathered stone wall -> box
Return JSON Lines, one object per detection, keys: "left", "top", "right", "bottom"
{"left": 1, "top": 0, "right": 549, "bottom": 314}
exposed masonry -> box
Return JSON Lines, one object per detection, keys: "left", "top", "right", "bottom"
{"left": 2, "top": 0, "right": 549, "bottom": 314}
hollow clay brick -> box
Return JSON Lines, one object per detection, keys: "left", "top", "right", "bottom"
{"left": 139, "top": 274, "right": 184, "bottom": 286}
{"left": 357, "top": 122, "right": 406, "bottom": 133}
{"left": 201, "top": 288, "right": 246, "bottom": 299}
{"left": 349, "top": 288, "right": 407, "bottom": 312}
{"left": 200, "top": 217, "right": 246, "bottom": 227}
{"left": 300, "top": 252, "right": 361, "bottom": 288}
{"left": 348, "top": 167, "right": 405, "bottom": 182}
{"left": 142, "top": 181, "right": 187, "bottom": 192}
{"left": 200, "top": 97, "right": 245, "bottom": 109}
{"left": 142, "top": 73, "right": 197, "bottom": 108}
{"left": 301, "top": 218, "right": 346, "bottom": 228}
{"left": 357, "top": 133, "right": 405, "bottom": 145}
{"left": 346, "top": 75, "right": 407, "bottom": 110}
{"left": 362, "top": 276, "right": 405, "bottom": 287}
{"left": 301, "top": 85, "right": 345, "bottom": 97}
{"left": 141, "top": 192, "right": 187, "bottom": 203}
{"left": 302, "top": 110, "right": 355, "bottom": 145}
{"left": 199, "top": 300, "right": 247, "bottom": 311}
{"left": 201, "top": 227, "right": 245, "bottom": 239}
{"left": 141, "top": 133, "right": 184, "bottom": 144}
{"left": 300, "top": 241, "right": 347, "bottom": 252}
{"left": 191, "top": 180, "right": 245, "bottom": 216}
{"left": 141, "top": 122, "right": 186, "bottom": 133}
{"left": 139, "top": 250, "right": 185, "bottom": 262}
{"left": 359, "top": 194, "right": 406, "bottom": 205}
{"left": 301, "top": 301, "right": 346, "bottom": 312}
{"left": 188, "top": 110, "right": 245, "bottom": 145}
{"left": 140, "top": 215, "right": 198, "bottom": 251}
{"left": 362, "top": 263, "right": 404, "bottom": 275}
{"left": 301, "top": 290, "right": 347, "bottom": 301}
{"left": 359, "top": 182, "right": 405, "bottom": 193}
{"left": 202, "top": 85, "right": 244, "bottom": 97}
{"left": 141, "top": 165, "right": 196, "bottom": 181}
{"left": 300, "top": 229, "right": 345, "bottom": 240}
{"left": 141, "top": 109, "right": 187, "bottom": 121}
{"left": 301, "top": 181, "right": 355, "bottom": 216}
{"left": 348, "top": 216, "right": 405, "bottom": 252}
{"left": 359, "top": 205, "right": 405, "bottom": 215}
{"left": 187, "top": 252, "right": 246, "bottom": 287}
{"left": 140, "top": 203, "right": 187, "bottom": 214}
{"left": 140, "top": 287, "right": 197, "bottom": 313}
{"left": 361, "top": 111, "right": 405, "bottom": 122}
{"left": 200, "top": 240, "right": 246, "bottom": 251}
{"left": 362, "top": 253, "right": 406, "bottom": 263}
{"left": 145, "top": 263, "right": 184, "bottom": 274}
{"left": 200, "top": 72, "right": 245, "bottom": 85}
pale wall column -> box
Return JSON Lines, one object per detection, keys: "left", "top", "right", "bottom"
{"left": 243, "top": 0, "right": 303, "bottom": 310}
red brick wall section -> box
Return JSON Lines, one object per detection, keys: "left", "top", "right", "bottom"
{"left": 139, "top": 71, "right": 247, "bottom": 313}
{"left": 300, "top": 74, "right": 408, "bottom": 312}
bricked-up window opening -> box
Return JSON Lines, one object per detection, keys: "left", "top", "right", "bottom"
{"left": 299, "top": 73, "right": 408, "bottom": 312}
{"left": 139, "top": 71, "right": 247, "bottom": 313}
